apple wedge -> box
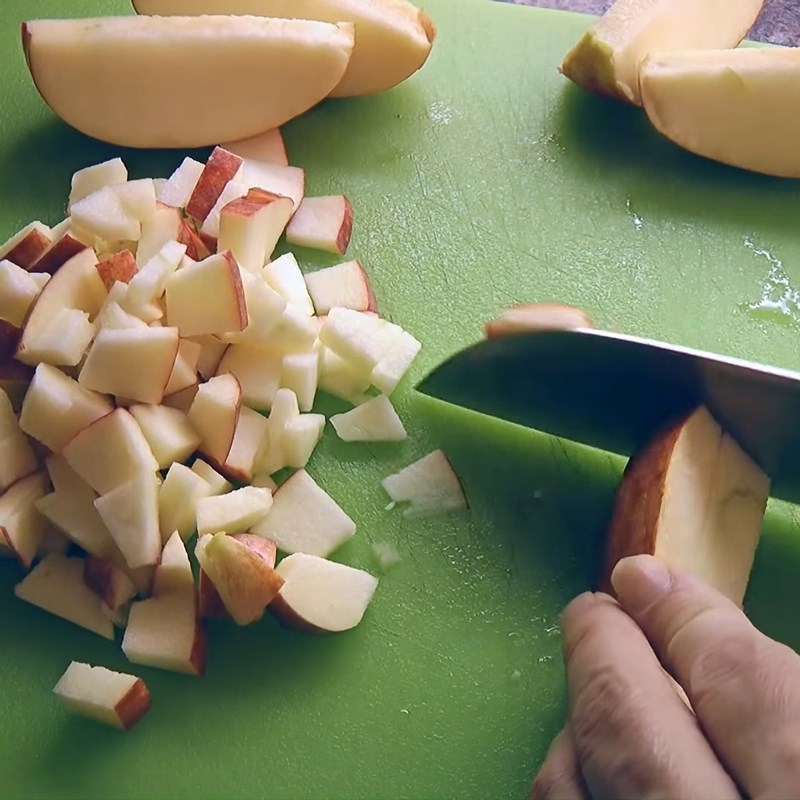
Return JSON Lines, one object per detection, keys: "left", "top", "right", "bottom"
{"left": 559, "top": 0, "right": 764, "bottom": 105}
{"left": 130, "top": 0, "right": 435, "bottom": 98}
{"left": 331, "top": 395, "right": 406, "bottom": 442}
{"left": 83, "top": 556, "right": 137, "bottom": 620}
{"left": 210, "top": 406, "right": 269, "bottom": 484}
{"left": 19, "top": 363, "right": 113, "bottom": 452}
{"left": 0, "top": 387, "right": 38, "bottom": 492}
{"left": 62, "top": 408, "right": 159, "bottom": 495}
{"left": 0, "top": 472, "right": 50, "bottom": 569}
{"left": 96, "top": 250, "right": 138, "bottom": 292}
{"left": 129, "top": 404, "right": 200, "bottom": 469}
{"left": 271, "top": 553, "right": 378, "bottom": 633}
{"left": 69, "top": 158, "right": 128, "bottom": 208}
{"left": 186, "top": 148, "right": 244, "bottom": 222}
{"left": 196, "top": 486, "right": 273, "bottom": 537}
{"left": 122, "top": 590, "right": 206, "bottom": 676}
{"left": 22, "top": 17, "right": 355, "bottom": 148}
{"left": 0, "top": 221, "right": 52, "bottom": 269}
{"left": 53, "top": 662, "right": 151, "bottom": 731}
{"left": 151, "top": 531, "right": 195, "bottom": 598}
{"left": 382, "top": 450, "right": 467, "bottom": 516}
{"left": 196, "top": 532, "right": 283, "bottom": 625}
{"left": 165, "top": 252, "right": 247, "bottom": 338}
{"left": 0, "top": 259, "right": 46, "bottom": 327}
{"left": 286, "top": 195, "right": 353, "bottom": 255}
{"left": 264, "top": 253, "right": 314, "bottom": 316}
{"left": 221, "top": 129, "right": 288, "bottom": 167}
{"left": 251, "top": 469, "right": 355, "bottom": 557}
{"left": 603, "top": 405, "right": 769, "bottom": 606}
{"left": 28, "top": 232, "right": 88, "bottom": 276}
{"left": 158, "top": 462, "right": 214, "bottom": 542}
{"left": 640, "top": 48, "right": 800, "bottom": 178}
{"left": 188, "top": 373, "right": 242, "bottom": 465}
{"left": 15, "top": 553, "right": 114, "bottom": 640}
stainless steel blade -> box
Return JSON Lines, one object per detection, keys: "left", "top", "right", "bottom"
{"left": 416, "top": 328, "right": 800, "bottom": 504}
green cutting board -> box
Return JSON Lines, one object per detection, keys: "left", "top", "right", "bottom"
{"left": 3, "top": 1, "right": 800, "bottom": 797}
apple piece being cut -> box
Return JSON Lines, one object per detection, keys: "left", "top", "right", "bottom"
{"left": 158, "top": 462, "right": 213, "bottom": 542}
{"left": 271, "top": 553, "right": 377, "bottom": 633}
{"left": 0, "top": 387, "right": 38, "bottom": 492}
{"left": 70, "top": 186, "right": 141, "bottom": 243}
{"left": 69, "top": 158, "right": 128, "bottom": 208}
{"left": 20, "top": 363, "right": 113, "bottom": 452}
{"left": 130, "top": 0, "right": 435, "bottom": 98}
{"left": 94, "top": 474, "right": 161, "bottom": 569}
{"left": 318, "top": 346, "right": 371, "bottom": 401}
{"left": 264, "top": 253, "right": 314, "bottom": 316}
{"left": 221, "top": 128, "right": 288, "bottom": 166}
{"left": 281, "top": 349, "right": 319, "bottom": 413}
{"left": 0, "top": 259, "right": 46, "bottom": 327}
{"left": 382, "top": 450, "right": 467, "bottom": 517}
{"left": 152, "top": 531, "right": 194, "bottom": 598}
{"left": 188, "top": 373, "right": 242, "bottom": 464}
{"left": 129, "top": 403, "right": 200, "bottom": 469}
{"left": 211, "top": 406, "right": 269, "bottom": 484}
{"left": 0, "top": 472, "right": 50, "bottom": 569}
{"left": 23, "top": 17, "right": 356, "bottom": 149}
{"left": 62, "top": 408, "right": 159, "bottom": 495}
{"left": 21, "top": 306, "right": 96, "bottom": 367}
{"left": 218, "top": 192, "right": 293, "bottom": 273}
{"left": 304, "top": 260, "right": 375, "bottom": 316}
{"left": 320, "top": 308, "right": 403, "bottom": 372}
{"left": 15, "top": 553, "right": 114, "bottom": 639}
{"left": 83, "top": 556, "right": 137, "bottom": 619}
{"left": 53, "top": 662, "right": 151, "bottom": 731}
{"left": 122, "top": 590, "right": 206, "bottom": 676}
{"left": 217, "top": 344, "right": 282, "bottom": 411}
{"left": 602, "top": 405, "right": 769, "bottom": 606}
{"left": 559, "top": 0, "right": 764, "bottom": 105}
{"left": 197, "top": 532, "right": 282, "bottom": 625}
{"left": 369, "top": 329, "right": 421, "bottom": 395}
{"left": 96, "top": 250, "right": 138, "bottom": 292}
{"left": 186, "top": 147, "right": 244, "bottom": 222}
{"left": 164, "top": 338, "right": 201, "bottom": 396}
{"left": 331, "top": 395, "right": 406, "bottom": 442}
{"left": 79, "top": 327, "right": 179, "bottom": 405}
{"left": 242, "top": 165, "right": 305, "bottom": 212}
{"left": 0, "top": 221, "right": 52, "bottom": 269}
{"left": 196, "top": 486, "right": 273, "bottom": 537}
{"left": 283, "top": 414, "right": 326, "bottom": 469}
{"left": 286, "top": 195, "right": 353, "bottom": 255}
{"left": 251, "top": 468, "right": 354, "bottom": 557}
{"left": 484, "top": 302, "right": 594, "bottom": 339}
{"left": 640, "top": 48, "right": 800, "bottom": 179}
{"left": 165, "top": 252, "right": 247, "bottom": 338}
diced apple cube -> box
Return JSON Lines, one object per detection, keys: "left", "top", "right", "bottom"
{"left": 136, "top": 203, "right": 183, "bottom": 266}
{"left": 196, "top": 486, "right": 273, "bottom": 536}
{"left": 216, "top": 343, "right": 282, "bottom": 411}
{"left": 199, "top": 180, "right": 247, "bottom": 240}
{"left": 188, "top": 373, "right": 241, "bottom": 465}
{"left": 0, "top": 388, "right": 38, "bottom": 492}
{"left": 231, "top": 268, "right": 286, "bottom": 343}
{"left": 320, "top": 308, "right": 403, "bottom": 371}
{"left": 211, "top": 406, "right": 268, "bottom": 484}
{"left": 70, "top": 186, "right": 141, "bottom": 243}
{"left": 191, "top": 459, "right": 232, "bottom": 495}
{"left": 263, "top": 253, "right": 314, "bottom": 316}
{"left": 123, "top": 240, "right": 186, "bottom": 314}
{"left": 286, "top": 195, "right": 353, "bottom": 255}
{"left": 158, "top": 462, "right": 214, "bottom": 543}
{"left": 281, "top": 349, "right": 319, "bottom": 413}
{"left": 304, "top": 260, "right": 376, "bottom": 315}
{"left": 284, "top": 414, "right": 326, "bottom": 469}
{"left": 241, "top": 162, "right": 304, "bottom": 211}
{"left": 152, "top": 531, "right": 195, "bottom": 598}
{"left": 129, "top": 404, "right": 200, "bottom": 469}
{"left": 318, "top": 346, "right": 371, "bottom": 402}
{"left": 157, "top": 157, "right": 205, "bottom": 209}
{"left": 382, "top": 450, "right": 467, "bottom": 517}
{"left": 22, "top": 307, "right": 95, "bottom": 367}
{"left": 269, "top": 304, "right": 319, "bottom": 353}
{"left": 0, "top": 471, "right": 50, "bottom": 569}
{"left": 164, "top": 338, "right": 201, "bottom": 396}
{"left": 331, "top": 394, "right": 406, "bottom": 442}
{"left": 369, "top": 330, "right": 422, "bottom": 394}
{"left": 113, "top": 179, "right": 157, "bottom": 222}
{"left": 0, "top": 259, "right": 45, "bottom": 327}
{"left": 96, "top": 250, "right": 138, "bottom": 292}
{"left": 0, "top": 222, "right": 52, "bottom": 269}
{"left": 83, "top": 556, "right": 137, "bottom": 620}
{"left": 69, "top": 158, "right": 128, "bottom": 208}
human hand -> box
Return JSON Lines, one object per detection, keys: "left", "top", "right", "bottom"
{"left": 531, "top": 555, "right": 800, "bottom": 799}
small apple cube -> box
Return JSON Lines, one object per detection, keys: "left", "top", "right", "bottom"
{"left": 257, "top": 387, "right": 299, "bottom": 474}
{"left": 29, "top": 232, "right": 88, "bottom": 276}
{"left": 186, "top": 147, "right": 244, "bottom": 222}
{"left": 53, "top": 662, "right": 151, "bottom": 731}
{"left": 283, "top": 414, "right": 326, "bottom": 469}
{"left": 22, "top": 307, "right": 96, "bottom": 367}
{"left": 129, "top": 404, "right": 200, "bottom": 469}
{"left": 370, "top": 330, "right": 422, "bottom": 395}
{"left": 194, "top": 335, "right": 228, "bottom": 380}
{"left": 157, "top": 157, "right": 204, "bottom": 209}
{"left": 158, "top": 462, "right": 214, "bottom": 542}
{"left": 251, "top": 469, "right": 354, "bottom": 557}
{"left": 286, "top": 195, "right": 353, "bottom": 255}
{"left": 268, "top": 304, "right": 319, "bottom": 353}
{"left": 83, "top": 556, "right": 137, "bottom": 619}
{"left": 304, "top": 260, "right": 376, "bottom": 315}
{"left": 151, "top": 531, "right": 194, "bottom": 598}
{"left": 96, "top": 250, "right": 138, "bottom": 292}
{"left": 233, "top": 268, "right": 286, "bottom": 344}
{"left": 263, "top": 253, "right": 314, "bottom": 316}
{"left": 0, "top": 221, "right": 52, "bottom": 269}
{"left": 70, "top": 186, "right": 141, "bottom": 243}
{"left": 242, "top": 163, "right": 304, "bottom": 211}
{"left": 331, "top": 395, "right": 406, "bottom": 442}
{"left": 0, "top": 471, "right": 50, "bottom": 569}
{"left": 113, "top": 179, "right": 157, "bottom": 222}
{"left": 222, "top": 128, "right": 288, "bottom": 166}
{"left": 199, "top": 180, "right": 247, "bottom": 240}
{"left": 163, "top": 338, "right": 201, "bottom": 396}
{"left": 191, "top": 459, "right": 232, "bottom": 495}
{"left": 382, "top": 450, "right": 467, "bottom": 517}
{"left": 211, "top": 406, "right": 268, "bottom": 484}
{"left": 196, "top": 486, "right": 273, "bottom": 537}
{"left": 69, "top": 158, "right": 128, "bottom": 208}
{"left": 318, "top": 347, "right": 371, "bottom": 402}
{"left": 0, "top": 387, "right": 38, "bottom": 492}
{"left": 320, "top": 308, "right": 403, "bottom": 372}
{"left": 281, "top": 349, "right": 319, "bottom": 412}
{"left": 216, "top": 343, "right": 282, "bottom": 411}
{"left": 123, "top": 240, "right": 186, "bottom": 316}
{"left": 188, "top": 373, "right": 242, "bottom": 465}
{"left": 136, "top": 203, "right": 182, "bottom": 266}
{"left": 0, "top": 259, "right": 45, "bottom": 327}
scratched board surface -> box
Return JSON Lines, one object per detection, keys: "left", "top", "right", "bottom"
{"left": 2, "top": 1, "right": 800, "bottom": 798}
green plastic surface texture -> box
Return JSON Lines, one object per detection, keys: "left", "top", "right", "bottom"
{"left": 2, "top": 1, "right": 800, "bottom": 798}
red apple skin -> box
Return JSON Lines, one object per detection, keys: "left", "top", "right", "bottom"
{"left": 186, "top": 148, "right": 243, "bottom": 222}
{"left": 356, "top": 261, "right": 378, "bottom": 313}
{"left": 484, "top": 303, "right": 594, "bottom": 339}
{"left": 3, "top": 228, "right": 51, "bottom": 269}
{"left": 234, "top": 534, "right": 276, "bottom": 568}
{"left": 189, "top": 623, "right": 209, "bottom": 676}
{"left": 178, "top": 220, "right": 211, "bottom": 261}
{"left": 96, "top": 250, "right": 137, "bottom": 292}
{"left": 335, "top": 196, "right": 354, "bottom": 255}
{"left": 116, "top": 678, "right": 152, "bottom": 730}
{"left": 197, "top": 231, "right": 218, "bottom": 255}
{"left": 199, "top": 569, "right": 229, "bottom": 620}
{"left": 0, "top": 321, "right": 21, "bottom": 361}
{"left": 30, "top": 234, "right": 88, "bottom": 275}
{"left": 220, "top": 250, "right": 248, "bottom": 333}
{"left": 84, "top": 556, "right": 136, "bottom": 612}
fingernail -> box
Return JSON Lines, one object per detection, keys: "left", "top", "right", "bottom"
{"left": 560, "top": 591, "right": 598, "bottom": 626}
{"left": 611, "top": 555, "right": 672, "bottom": 614}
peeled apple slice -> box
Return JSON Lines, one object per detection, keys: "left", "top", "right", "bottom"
{"left": 130, "top": 0, "right": 436, "bottom": 97}
{"left": 22, "top": 16, "right": 355, "bottom": 148}
{"left": 640, "top": 48, "right": 800, "bottom": 178}
{"left": 560, "top": 0, "right": 764, "bottom": 105}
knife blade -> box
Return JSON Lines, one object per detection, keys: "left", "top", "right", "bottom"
{"left": 415, "top": 328, "right": 800, "bottom": 505}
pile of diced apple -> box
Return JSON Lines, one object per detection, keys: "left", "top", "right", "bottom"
{"left": 0, "top": 128, "right": 466, "bottom": 730}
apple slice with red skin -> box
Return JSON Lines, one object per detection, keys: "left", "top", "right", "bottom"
{"left": 286, "top": 195, "right": 353, "bottom": 255}
{"left": 152, "top": 530, "right": 195, "bottom": 598}
{"left": 0, "top": 471, "right": 51, "bottom": 569}
{"left": 221, "top": 128, "right": 288, "bottom": 166}
{"left": 29, "top": 233, "right": 87, "bottom": 275}
{"left": 0, "top": 221, "right": 52, "bottom": 268}
{"left": 83, "top": 556, "right": 137, "bottom": 619}
{"left": 304, "top": 260, "right": 376, "bottom": 315}
{"left": 188, "top": 373, "right": 242, "bottom": 465}
{"left": 96, "top": 250, "right": 137, "bottom": 292}
{"left": 186, "top": 147, "right": 244, "bottom": 222}
{"left": 0, "top": 387, "right": 37, "bottom": 493}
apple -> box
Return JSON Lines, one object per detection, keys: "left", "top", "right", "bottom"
{"left": 271, "top": 553, "right": 378, "bottom": 633}
{"left": 129, "top": 404, "right": 201, "bottom": 469}
{"left": 241, "top": 164, "right": 305, "bottom": 212}
{"left": 331, "top": 395, "right": 406, "bottom": 442}
{"left": 53, "top": 661, "right": 151, "bottom": 731}
{"left": 195, "top": 533, "right": 227, "bottom": 619}
{"left": 281, "top": 349, "right": 319, "bottom": 412}
{"left": 136, "top": 203, "right": 182, "bottom": 266}
{"left": 70, "top": 186, "right": 141, "bottom": 243}
{"left": 196, "top": 532, "right": 283, "bottom": 625}
{"left": 257, "top": 387, "right": 300, "bottom": 474}
{"left": 69, "top": 158, "right": 128, "bottom": 208}
{"left": 369, "top": 329, "right": 421, "bottom": 395}
{"left": 36, "top": 526, "right": 71, "bottom": 557}
{"left": 196, "top": 486, "right": 273, "bottom": 536}
{"left": 21, "top": 307, "right": 96, "bottom": 367}
{"left": 304, "top": 260, "right": 375, "bottom": 315}
{"left": 0, "top": 221, "right": 52, "bottom": 269}
{"left": 19, "top": 363, "right": 113, "bottom": 451}
{"left": 95, "top": 300, "right": 148, "bottom": 331}
{"left": 130, "top": 0, "right": 435, "bottom": 98}
{"left": 218, "top": 192, "right": 294, "bottom": 273}
{"left": 157, "top": 157, "right": 205, "bottom": 208}
{"left": 641, "top": 48, "right": 800, "bottom": 178}
{"left": 162, "top": 383, "right": 199, "bottom": 414}
{"left": 209, "top": 406, "right": 269, "bottom": 484}
{"left": 122, "top": 590, "right": 207, "bottom": 676}
{"left": 113, "top": 179, "right": 157, "bottom": 222}
{"left": 231, "top": 268, "right": 287, "bottom": 344}
{"left": 382, "top": 449, "right": 467, "bottom": 517}
{"left": 198, "top": 180, "right": 247, "bottom": 241}
{"left": 96, "top": 250, "right": 138, "bottom": 292}
{"left": 158, "top": 462, "right": 214, "bottom": 542}
{"left": 94, "top": 474, "right": 161, "bottom": 569}
{"left": 286, "top": 195, "right": 353, "bottom": 255}
{"left": 194, "top": 335, "right": 229, "bottom": 380}
{"left": 283, "top": 414, "right": 326, "bottom": 469}
{"left": 221, "top": 128, "right": 288, "bottom": 167}
{"left": 0, "top": 320, "right": 20, "bottom": 363}
{"left": 79, "top": 327, "right": 180, "bottom": 405}
{"left": 151, "top": 530, "right": 195, "bottom": 598}
{"left": 603, "top": 405, "right": 769, "bottom": 606}
{"left": 0, "top": 259, "right": 47, "bottom": 327}
{"left": 186, "top": 147, "right": 244, "bottom": 222}
{"left": 165, "top": 252, "right": 247, "bottom": 338}
{"left": 188, "top": 373, "right": 242, "bottom": 464}
{"left": 83, "top": 556, "right": 137, "bottom": 618}
{"left": 250, "top": 468, "right": 355, "bottom": 557}
{"left": 15, "top": 553, "right": 115, "bottom": 640}
{"left": 191, "top": 458, "right": 233, "bottom": 495}
{"left": 216, "top": 343, "right": 282, "bottom": 411}
{"left": 124, "top": 240, "right": 186, "bottom": 316}
{"left": 263, "top": 253, "right": 314, "bottom": 316}
{"left": 0, "top": 471, "right": 50, "bottom": 569}
{"left": 318, "top": 346, "right": 371, "bottom": 401}
{"left": 0, "top": 360, "right": 33, "bottom": 412}
{"left": 28, "top": 232, "right": 88, "bottom": 276}
{"left": 485, "top": 302, "right": 594, "bottom": 339}
{"left": 320, "top": 308, "right": 404, "bottom": 371}
{"left": 62, "top": 408, "right": 159, "bottom": 495}
{"left": 164, "top": 338, "right": 201, "bottom": 396}
{"left": 0, "top": 386, "right": 38, "bottom": 492}
{"left": 269, "top": 305, "right": 320, "bottom": 353}
{"left": 559, "top": 0, "right": 764, "bottom": 105}
{"left": 178, "top": 219, "right": 212, "bottom": 262}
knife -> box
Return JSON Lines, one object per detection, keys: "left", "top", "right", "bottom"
{"left": 415, "top": 327, "right": 800, "bottom": 505}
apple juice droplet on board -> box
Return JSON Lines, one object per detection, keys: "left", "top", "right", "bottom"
{"left": 743, "top": 237, "right": 800, "bottom": 328}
